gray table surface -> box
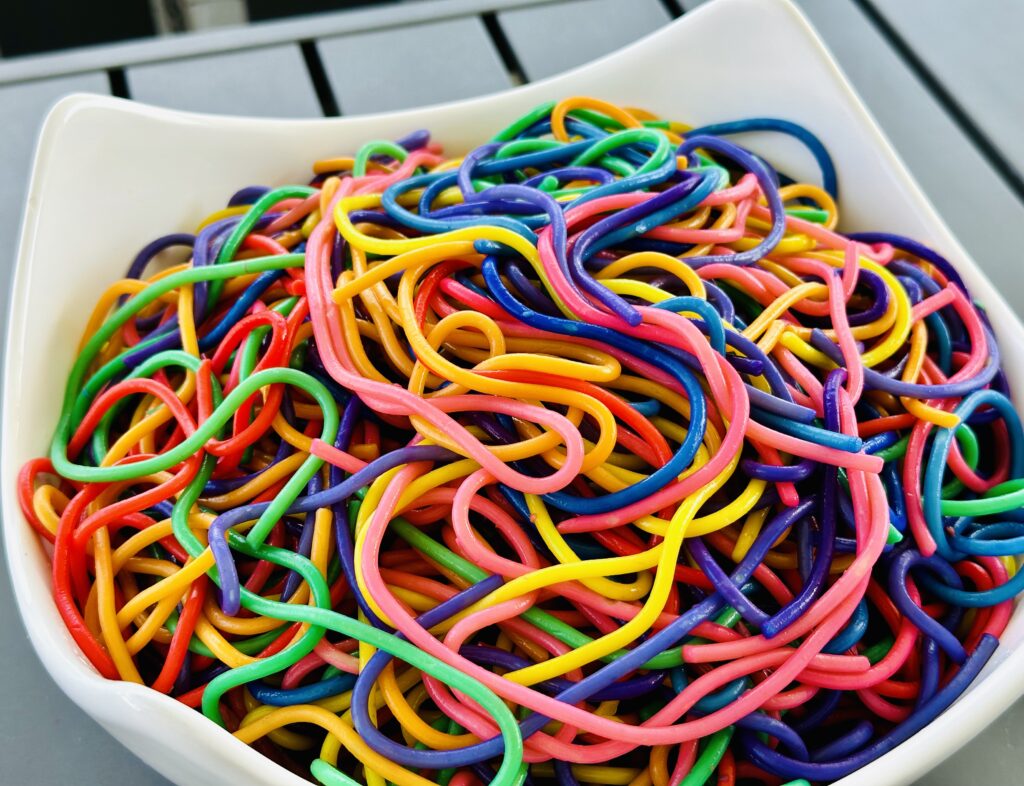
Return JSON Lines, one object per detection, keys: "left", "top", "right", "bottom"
{"left": 2, "top": 0, "right": 1023, "bottom": 783}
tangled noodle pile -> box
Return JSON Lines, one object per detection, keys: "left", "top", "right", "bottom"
{"left": 19, "top": 97, "right": 1024, "bottom": 786}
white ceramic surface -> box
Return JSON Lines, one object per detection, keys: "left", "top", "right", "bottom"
{"left": 4, "top": 0, "right": 1024, "bottom": 784}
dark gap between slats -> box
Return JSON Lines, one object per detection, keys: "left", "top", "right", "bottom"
{"left": 855, "top": 0, "right": 1024, "bottom": 202}
{"left": 481, "top": 12, "right": 527, "bottom": 86}
{"left": 658, "top": 0, "right": 685, "bottom": 18}
{"left": 300, "top": 40, "right": 341, "bottom": 117}
{"left": 108, "top": 67, "right": 130, "bottom": 98}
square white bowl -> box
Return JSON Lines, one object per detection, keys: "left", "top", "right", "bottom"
{"left": 4, "top": 0, "right": 1024, "bottom": 784}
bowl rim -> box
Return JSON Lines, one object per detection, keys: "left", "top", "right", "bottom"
{"left": 5, "top": 0, "right": 1024, "bottom": 784}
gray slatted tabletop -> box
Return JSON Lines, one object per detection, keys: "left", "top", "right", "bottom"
{"left": 1, "top": 1, "right": 1022, "bottom": 784}
{"left": 317, "top": 16, "right": 511, "bottom": 114}
{"left": 126, "top": 44, "right": 323, "bottom": 116}
{"left": 498, "top": 0, "right": 671, "bottom": 81}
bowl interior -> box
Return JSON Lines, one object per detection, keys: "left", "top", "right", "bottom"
{"left": 5, "top": 1, "right": 1024, "bottom": 784}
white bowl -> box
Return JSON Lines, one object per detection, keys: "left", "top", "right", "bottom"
{"left": 4, "top": 0, "right": 1024, "bottom": 783}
